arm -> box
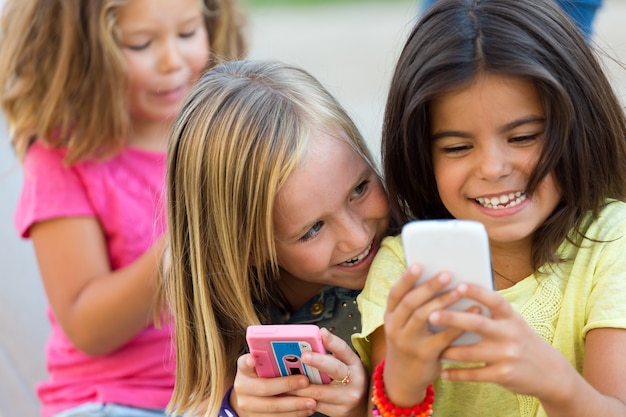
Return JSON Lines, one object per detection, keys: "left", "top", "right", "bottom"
{"left": 435, "top": 284, "right": 626, "bottom": 416}
{"left": 538, "top": 328, "right": 626, "bottom": 416}
{"left": 370, "top": 264, "right": 467, "bottom": 412}
{"left": 31, "top": 217, "right": 165, "bottom": 356}
{"left": 574, "top": 329, "right": 626, "bottom": 414}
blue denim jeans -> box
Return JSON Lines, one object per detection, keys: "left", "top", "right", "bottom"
{"left": 53, "top": 403, "right": 170, "bottom": 417}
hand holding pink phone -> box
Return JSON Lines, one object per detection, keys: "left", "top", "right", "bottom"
{"left": 246, "top": 324, "right": 331, "bottom": 384}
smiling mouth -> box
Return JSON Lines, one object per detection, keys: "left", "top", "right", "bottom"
{"left": 475, "top": 191, "right": 526, "bottom": 209}
{"left": 156, "top": 85, "right": 184, "bottom": 95}
{"left": 339, "top": 242, "right": 373, "bottom": 266}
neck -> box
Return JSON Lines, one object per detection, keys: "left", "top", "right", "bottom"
{"left": 490, "top": 239, "right": 534, "bottom": 290}
{"left": 277, "top": 270, "right": 325, "bottom": 313}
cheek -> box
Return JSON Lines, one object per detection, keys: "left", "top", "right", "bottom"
{"left": 122, "top": 50, "right": 148, "bottom": 76}
{"left": 124, "top": 61, "right": 150, "bottom": 95}
{"left": 276, "top": 245, "right": 306, "bottom": 266}
{"left": 189, "top": 37, "right": 211, "bottom": 75}
{"left": 191, "top": 48, "right": 209, "bottom": 71}
{"left": 433, "top": 161, "right": 452, "bottom": 194}
{"left": 538, "top": 172, "right": 562, "bottom": 205}
{"left": 278, "top": 246, "right": 325, "bottom": 277}
{"left": 126, "top": 82, "right": 145, "bottom": 117}
{"left": 371, "top": 186, "right": 390, "bottom": 217}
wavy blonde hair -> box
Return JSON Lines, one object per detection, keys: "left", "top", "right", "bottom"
{"left": 165, "top": 59, "right": 377, "bottom": 416}
{"left": 0, "top": 0, "right": 247, "bottom": 164}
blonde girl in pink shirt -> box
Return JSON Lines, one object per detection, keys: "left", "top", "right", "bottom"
{"left": 0, "top": 0, "right": 245, "bottom": 416}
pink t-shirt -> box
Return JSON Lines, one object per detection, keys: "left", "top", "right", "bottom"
{"left": 15, "top": 142, "right": 174, "bottom": 417}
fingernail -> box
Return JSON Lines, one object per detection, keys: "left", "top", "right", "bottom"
{"left": 429, "top": 311, "right": 440, "bottom": 323}
{"left": 457, "top": 283, "right": 468, "bottom": 293}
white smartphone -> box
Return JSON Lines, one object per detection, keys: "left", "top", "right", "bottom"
{"left": 401, "top": 219, "right": 494, "bottom": 346}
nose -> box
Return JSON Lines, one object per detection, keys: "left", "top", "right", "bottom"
{"left": 158, "top": 39, "right": 184, "bottom": 73}
{"left": 476, "top": 140, "right": 512, "bottom": 182}
{"left": 335, "top": 209, "right": 370, "bottom": 254}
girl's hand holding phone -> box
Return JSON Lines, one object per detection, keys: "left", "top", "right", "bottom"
{"left": 233, "top": 327, "right": 367, "bottom": 417}
{"left": 232, "top": 352, "right": 313, "bottom": 417}
{"left": 433, "top": 283, "right": 575, "bottom": 400}
{"left": 381, "top": 263, "right": 470, "bottom": 406}
{"left": 379, "top": 219, "right": 499, "bottom": 407}
{"left": 292, "top": 327, "right": 368, "bottom": 417}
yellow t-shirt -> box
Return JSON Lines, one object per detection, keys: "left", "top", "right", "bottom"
{"left": 353, "top": 201, "right": 626, "bottom": 417}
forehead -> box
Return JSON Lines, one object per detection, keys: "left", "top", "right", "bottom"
{"left": 431, "top": 73, "right": 543, "bottom": 126}
{"left": 116, "top": 0, "right": 203, "bottom": 32}
{"left": 273, "top": 131, "right": 367, "bottom": 235}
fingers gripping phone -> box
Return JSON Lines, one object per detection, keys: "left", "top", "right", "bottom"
{"left": 246, "top": 324, "right": 331, "bottom": 384}
{"left": 401, "top": 219, "right": 494, "bottom": 346}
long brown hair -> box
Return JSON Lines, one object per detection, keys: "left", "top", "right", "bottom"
{"left": 383, "top": 0, "right": 626, "bottom": 270}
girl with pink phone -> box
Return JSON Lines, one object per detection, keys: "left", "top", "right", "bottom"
{"left": 164, "top": 60, "right": 391, "bottom": 417}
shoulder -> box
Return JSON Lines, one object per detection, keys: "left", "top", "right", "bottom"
{"left": 23, "top": 141, "right": 67, "bottom": 170}
{"left": 21, "top": 141, "right": 89, "bottom": 188}
{"left": 378, "top": 235, "right": 404, "bottom": 260}
{"left": 560, "top": 200, "right": 626, "bottom": 285}
{"left": 361, "top": 235, "right": 405, "bottom": 300}
{"left": 582, "top": 200, "right": 626, "bottom": 241}
{"left": 596, "top": 200, "right": 626, "bottom": 223}
{"left": 369, "top": 235, "right": 405, "bottom": 274}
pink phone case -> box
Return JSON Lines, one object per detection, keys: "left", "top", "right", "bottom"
{"left": 246, "top": 324, "right": 331, "bottom": 384}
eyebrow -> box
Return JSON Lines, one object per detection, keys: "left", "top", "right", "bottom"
{"left": 431, "top": 115, "right": 546, "bottom": 141}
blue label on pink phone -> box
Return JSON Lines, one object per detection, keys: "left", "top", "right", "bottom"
{"left": 271, "top": 341, "right": 310, "bottom": 377}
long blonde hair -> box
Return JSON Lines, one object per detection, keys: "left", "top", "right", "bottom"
{"left": 0, "top": 0, "right": 247, "bottom": 164}
{"left": 165, "top": 59, "right": 376, "bottom": 416}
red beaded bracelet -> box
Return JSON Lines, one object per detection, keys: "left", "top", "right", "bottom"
{"left": 371, "top": 359, "right": 434, "bottom": 417}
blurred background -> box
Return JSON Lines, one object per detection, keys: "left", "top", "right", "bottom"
{"left": 1, "top": 0, "right": 624, "bottom": 416}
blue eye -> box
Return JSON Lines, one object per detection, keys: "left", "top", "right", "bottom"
{"left": 300, "top": 221, "right": 323, "bottom": 242}
{"left": 351, "top": 180, "right": 369, "bottom": 199}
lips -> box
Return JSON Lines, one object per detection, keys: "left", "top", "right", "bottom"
{"left": 153, "top": 85, "right": 186, "bottom": 102}
{"left": 339, "top": 241, "right": 373, "bottom": 267}
{"left": 475, "top": 191, "right": 526, "bottom": 209}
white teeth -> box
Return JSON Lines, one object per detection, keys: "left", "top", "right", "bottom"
{"left": 340, "top": 242, "right": 372, "bottom": 266}
{"left": 476, "top": 191, "right": 526, "bottom": 209}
